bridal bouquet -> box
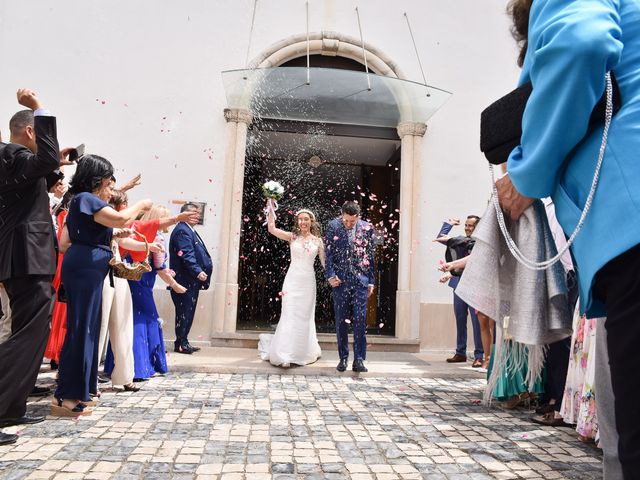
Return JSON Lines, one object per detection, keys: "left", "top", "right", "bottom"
{"left": 262, "top": 180, "right": 284, "bottom": 225}
{"left": 262, "top": 180, "right": 284, "bottom": 201}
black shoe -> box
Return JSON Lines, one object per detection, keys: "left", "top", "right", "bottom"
{"left": 50, "top": 360, "right": 58, "bottom": 371}
{"left": 336, "top": 359, "right": 348, "bottom": 372}
{"left": 352, "top": 359, "right": 368, "bottom": 373}
{"left": 174, "top": 344, "right": 193, "bottom": 354}
{"left": 0, "top": 432, "right": 18, "bottom": 446}
{"left": 186, "top": 343, "right": 201, "bottom": 352}
{"left": 0, "top": 415, "right": 45, "bottom": 428}
{"left": 97, "top": 374, "right": 110, "bottom": 384}
{"left": 29, "top": 386, "right": 51, "bottom": 397}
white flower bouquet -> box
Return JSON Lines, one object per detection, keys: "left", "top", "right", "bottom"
{"left": 262, "top": 180, "right": 284, "bottom": 201}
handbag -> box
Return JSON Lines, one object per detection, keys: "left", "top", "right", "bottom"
{"left": 488, "top": 72, "right": 617, "bottom": 270}
{"left": 108, "top": 230, "right": 152, "bottom": 281}
{"left": 480, "top": 72, "right": 621, "bottom": 165}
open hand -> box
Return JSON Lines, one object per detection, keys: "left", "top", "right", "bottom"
{"left": 439, "top": 272, "right": 452, "bottom": 283}
{"left": 177, "top": 210, "right": 200, "bottom": 224}
{"left": 496, "top": 174, "right": 534, "bottom": 221}
{"left": 121, "top": 174, "right": 142, "bottom": 192}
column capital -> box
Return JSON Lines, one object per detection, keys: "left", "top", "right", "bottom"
{"left": 397, "top": 121, "right": 427, "bottom": 138}
{"left": 224, "top": 108, "right": 253, "bottom": 125}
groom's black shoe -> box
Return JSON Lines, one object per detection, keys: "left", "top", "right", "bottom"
{"left": 352, "top": 359, "right": 368, "bottom": 373}
{"left": 174, "top": 344, "right": 193, "bottom": 354}
{"left": 336, "top": 359, "right": 348, "bottom": 372}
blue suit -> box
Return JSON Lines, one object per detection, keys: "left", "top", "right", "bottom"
{"left": 169, "top": 222, "right": 213, "bottom": 347}
{"left": 324, "top": 218, "right": 375, "bottom": 362}
{"left": 506, "top": 0, "right": 640, "bottom": 318}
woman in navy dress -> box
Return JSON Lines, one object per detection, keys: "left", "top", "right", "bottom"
{"left": 53, "top": 155, "right": 151, "bottom": 416}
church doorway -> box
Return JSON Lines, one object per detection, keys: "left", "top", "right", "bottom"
{"left": 237, "top": 118, "right": 401, "bottom": 335}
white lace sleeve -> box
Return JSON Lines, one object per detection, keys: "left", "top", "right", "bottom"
{"left": 317, "top": 238, "right": 326, "bottom": 269}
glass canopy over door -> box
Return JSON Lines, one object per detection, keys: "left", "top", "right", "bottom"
{"left": 222, "top": 67, "right": 451, "bottom": 128}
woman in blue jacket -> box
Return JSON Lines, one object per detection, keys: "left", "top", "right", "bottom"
{"left": 498, "top": 1, "right": 640, "bottom": 477}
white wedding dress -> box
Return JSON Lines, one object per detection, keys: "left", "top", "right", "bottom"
{"left": 258, "top": 236, "right": 322, "bottom": 367}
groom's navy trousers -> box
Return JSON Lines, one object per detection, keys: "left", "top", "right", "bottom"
{"left": 333, "top": 282, "right": 368, "bottom": 361}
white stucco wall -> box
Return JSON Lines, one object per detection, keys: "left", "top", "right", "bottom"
{"left": 0, "top": 0, "right": 520, "bottom": 307}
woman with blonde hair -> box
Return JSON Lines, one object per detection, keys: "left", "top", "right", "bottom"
{"left": 108, "top": 204, "right": 188, "bottom": 380}
{"left": 258, "top": 200, "right": 324, "bottom": 367}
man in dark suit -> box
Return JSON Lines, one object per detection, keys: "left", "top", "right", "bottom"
{"left": 434, "top": 215, "right": 484, "bottom": 367}
{"left": 169, "top": 203, "right": 213, "bottom": 354}
{"left": 0, "top": 89, "right": 61, "bottom": 445}
{"left": 325, "top": 201, "right": 375, "bottom": 373}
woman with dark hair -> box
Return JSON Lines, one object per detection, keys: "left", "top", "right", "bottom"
{"left": 258, "top": 200, "right": 324, "bottom": 367}
{"left": 497, "top": 1, "right": 640, "bottom": 477}
{"left": 52, "top": 155, "right": 151, "bottom": 416}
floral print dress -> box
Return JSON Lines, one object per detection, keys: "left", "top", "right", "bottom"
{"left": 560, "top": 306, "right": 600, "bottom": 442}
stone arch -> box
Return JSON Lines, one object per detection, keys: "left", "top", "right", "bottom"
{"left": 248, "top": 31, "right": 406, "bottom": 79}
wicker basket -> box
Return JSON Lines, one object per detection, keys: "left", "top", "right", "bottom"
{"left": 109, "top": 229, "right": 152, "bottom": 281}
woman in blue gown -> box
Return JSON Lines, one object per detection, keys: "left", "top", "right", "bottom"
{"left": 53, "top": 155, "right": 151, "bottom": 416}
{"left": 125, "top": 205, "right": 187, "bottom": 380}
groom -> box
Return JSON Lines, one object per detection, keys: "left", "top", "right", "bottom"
{"left": 325, "top": 201, "right": 375, "bottom": 373}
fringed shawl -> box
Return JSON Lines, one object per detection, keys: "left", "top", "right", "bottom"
{"left": 456, "top": 200, "right": 572, "bottom": 402}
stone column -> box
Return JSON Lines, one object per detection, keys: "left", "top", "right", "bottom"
{"left": 211, "top": 108, "right": 253, "bottom": 334}
{"left": 395, "top": 121, "right": 427, "bottom": 341}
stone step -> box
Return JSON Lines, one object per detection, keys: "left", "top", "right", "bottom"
{"left": 207, "top": 331, "right": 421, "bottom": 353}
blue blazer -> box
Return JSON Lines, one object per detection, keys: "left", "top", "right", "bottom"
{"left": 324, "top": 218, "right": 375, "bottom": 288}
{"left": 507, "top": 0, "right": 640, "bottom": 316}
{"left": 169, "top": 222, "right": 213, "bottom": 290}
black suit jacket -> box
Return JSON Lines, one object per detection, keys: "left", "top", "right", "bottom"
{"left": 0, "top": 115, "right": 60, "bottom": 282}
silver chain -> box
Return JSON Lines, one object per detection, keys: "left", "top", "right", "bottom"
{"left": 490, "top": 72, "right": 614, "bottom": 270}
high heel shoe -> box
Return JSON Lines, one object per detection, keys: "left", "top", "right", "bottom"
{"left": 51, "top": 397, "right": 92, "bottom": 417}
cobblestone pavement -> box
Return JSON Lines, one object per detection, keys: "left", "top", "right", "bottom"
{"left": 0, "top": 373, "right": 602, "bottom": 480}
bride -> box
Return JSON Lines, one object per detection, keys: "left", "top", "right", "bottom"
{"left": 258, "top": 199, "right": 324, "bottom": 367}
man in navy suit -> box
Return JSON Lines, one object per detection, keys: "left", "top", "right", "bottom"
{"left": 324, "top": 201, "right": 375, "bottom": 373}
{"left": 169, "top": 203, "right": 213, "bottom": 354}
